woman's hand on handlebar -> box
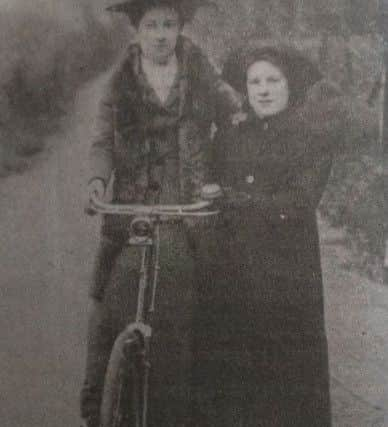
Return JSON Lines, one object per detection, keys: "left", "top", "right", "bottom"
{"left": 201, "top": 184, "right": 251, "bottom": 209}
{"left": 88, "top": 179, "right": 106, "bottom": 201}
{"left": 86, "top": 179, "right": 106, "bottom": 215}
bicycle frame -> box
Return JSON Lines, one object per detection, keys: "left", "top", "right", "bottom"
{"left": 88, "top": 191, "right": 220, "bottom": 427}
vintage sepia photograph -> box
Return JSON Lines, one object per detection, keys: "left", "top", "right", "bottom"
{"left": 0, "top": 1, "right": 385, "bottom": 426}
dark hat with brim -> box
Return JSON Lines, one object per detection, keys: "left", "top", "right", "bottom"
{"left": 223, "top": 42, "right": 322, "bottom": 104}
{"left": 106, "top": 0, "right": 217, "bottom": 24}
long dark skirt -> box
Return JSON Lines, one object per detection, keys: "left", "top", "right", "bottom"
{"left": 191, "top": 222, "right": 332, "bottom": 427}
{"left": 81, "top": 223, "right": 196, "bottom": 427}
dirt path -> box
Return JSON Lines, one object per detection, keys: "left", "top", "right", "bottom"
{"left": 0, "top": 77, "right": 387, "bottom": 427}
{"left": 321, "top": 225, "right": 387, "bottom": 426}
{"left": 0, "top": 76, "right": 106, "bottom": 427}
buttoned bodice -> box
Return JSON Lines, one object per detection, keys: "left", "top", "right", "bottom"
{"left": 211, "top": 110, "right": 334, "bottom": 278}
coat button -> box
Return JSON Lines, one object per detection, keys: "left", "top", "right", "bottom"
{"left": 148, "top": 181, "right": 161, "bottom": 192}
{"left": 246, "top": 175, "right": 255, "bottom": 184}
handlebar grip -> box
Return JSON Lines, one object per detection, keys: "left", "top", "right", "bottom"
{"left": 84, "top": 192, "right": 100, "bottom": 216}
{"left": 200, "top": 184, "right": 223, "bottom": 200}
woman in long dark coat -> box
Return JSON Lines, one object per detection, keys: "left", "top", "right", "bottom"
{"left": 191, "top": 45, "right": 345, "bottom": 427}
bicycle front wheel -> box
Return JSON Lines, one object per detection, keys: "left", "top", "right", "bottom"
{"left": 100, "top": 329, "right": 145, "bottom": 427}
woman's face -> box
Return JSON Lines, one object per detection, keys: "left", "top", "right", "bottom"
{"left": 246, "top": 60, "right": 290, "bottom": 118}
{"left": 137, "top": 7, "right": 181, "bottom": 65}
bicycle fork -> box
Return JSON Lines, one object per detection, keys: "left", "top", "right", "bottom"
{"left": 131, "top": 223, "right": 161, "bottom": 427}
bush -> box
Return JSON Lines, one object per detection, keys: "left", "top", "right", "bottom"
{"left": 0, "top": 8, "right": 125, "bottom": 176}
{"left": 320, "top": 154, "right": 383, "bottom": 280}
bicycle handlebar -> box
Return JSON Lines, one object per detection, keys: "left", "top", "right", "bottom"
{"left": 86, "top": 184, "right": 226, "bottom": 217}
{"left": 86, "top": 184, "right": 252, "bottom": 217}
{"left": 88, "top": 194, "right": 218, "bottom": 217}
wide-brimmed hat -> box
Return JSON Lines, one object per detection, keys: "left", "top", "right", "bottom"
{"left": 222, "top": 42, "right": 322, "bottom": 105}
{"left": 106, "top": 0, "right": 216, "bottom": 24}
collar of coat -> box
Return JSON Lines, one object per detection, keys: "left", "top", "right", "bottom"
{"left": 240, "top": 80, "right": 348, "bottom": 143}
{"left": 229, "top": 82, "right": 350, "bottom": 161}
{"left": 109, "top": 35, "right": 200, "bottom": 123}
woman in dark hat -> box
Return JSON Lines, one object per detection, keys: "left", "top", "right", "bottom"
{"left": 191, "top": 44, "right": 345, "bottom": 427}
{"left": 80, "top": 1, "right": 240, "bottom": 427}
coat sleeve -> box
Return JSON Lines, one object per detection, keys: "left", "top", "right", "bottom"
{"left": 256, "top": 145, "right": 333, "bottom": 222}
{"left": 88, "top": 89, "right": 115, "bottom": 186}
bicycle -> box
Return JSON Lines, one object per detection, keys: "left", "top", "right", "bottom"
{"left": 86, "top": 184, "right": 226, "bottom": 427}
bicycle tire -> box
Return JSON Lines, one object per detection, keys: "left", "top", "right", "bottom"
{"left": 100, "top": 328, "right": 144, "bottom": 427}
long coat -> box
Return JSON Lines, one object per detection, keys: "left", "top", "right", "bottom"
{"left": 191, "top": 99, "right": 344, "bottom": 427}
